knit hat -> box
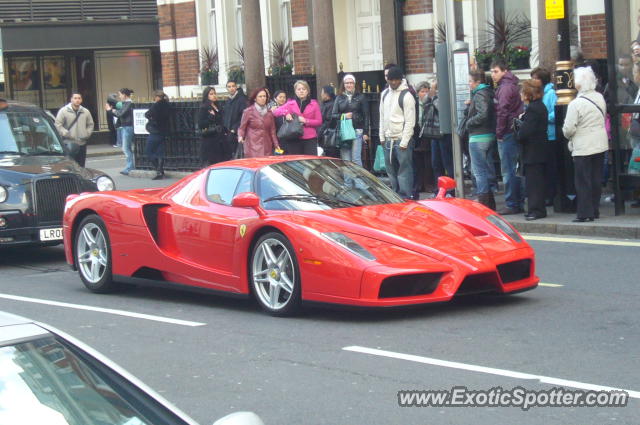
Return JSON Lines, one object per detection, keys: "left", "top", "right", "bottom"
{"left": 342, "top": 74, "right": 356, "bottom": 83}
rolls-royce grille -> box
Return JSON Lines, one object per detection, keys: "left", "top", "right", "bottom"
{"left": 35, "top": 176, "right": 82, "bottom": 224}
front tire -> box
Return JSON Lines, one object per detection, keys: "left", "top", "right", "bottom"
{"left": 250, "top": 232, "right": 301, "bottom": 316}
{"left": 74, "top": 215, "right": 118, "bottom": 293}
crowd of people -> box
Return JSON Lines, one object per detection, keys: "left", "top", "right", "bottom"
{"left": 54, "top": 54, "right": 638, "bottom": 220}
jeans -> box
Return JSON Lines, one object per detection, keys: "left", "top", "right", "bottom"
{"left": 145, "top": 133, "right": 165, "bottom": 161}
{"left": 431, "top": 134, "right": 454, "bottom": 180}
{"left": 469, "top": 140, "right": 494, "bottom": 194}
{"left": 119, "top": 126, "right": 134, "bottom": 172}
{"left": 383, "top": 139, "right": 414, "bottom": 198}
{"left": 340, "top": 129, "right": 363, "bottom": 166}
{"left": 498, "top": 133, "right": 523, "bottom": 209}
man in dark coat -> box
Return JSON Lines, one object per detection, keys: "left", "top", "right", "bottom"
{"left": 222, "top": 80, "right": 248, "bottom": 160}
{"left": 491, "top": 58, "right": 524, "bottom": 215}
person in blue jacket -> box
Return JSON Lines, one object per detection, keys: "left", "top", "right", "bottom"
{"left": 531, "top": 67, "right": 558, "bottom": 206}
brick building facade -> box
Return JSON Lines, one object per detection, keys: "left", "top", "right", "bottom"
{"left": 158, "top": 0, "right": 201, "bottom": 98}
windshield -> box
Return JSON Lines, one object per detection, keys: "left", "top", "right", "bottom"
{"left": 0, "top": 335, "right": 154, "bottom": 425}
{"left": 0, "top": 110, "right": 64, "bottom": 155}
{"left": 258, "top": 158, "right": 403, "bottom": 211}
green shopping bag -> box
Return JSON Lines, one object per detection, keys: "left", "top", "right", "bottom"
{"left": 373, "top": 144, "right": 386, "bottom": 173}
{"left": 339, "top": 115, "right": 356, "bottom": 142}
{"left": 629, "top": 146, "right": 640, "bottom": 174}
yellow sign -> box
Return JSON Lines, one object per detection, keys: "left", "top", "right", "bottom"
{"left": 546, "top": 0, "right": 564, "bottom": 20}
{"left": 239, "top": 224, "right": 247, "bottom": 238}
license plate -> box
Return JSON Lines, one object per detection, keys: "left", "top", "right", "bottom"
{"left": 40, "top": 228, "right": 63, "bottom": 241}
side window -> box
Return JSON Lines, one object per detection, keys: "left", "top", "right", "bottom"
{"left": 234, "top": 170, "right": 254, "bottom": 196}
{"left": 206, "top": 168, "right": 245, "bottom": 205}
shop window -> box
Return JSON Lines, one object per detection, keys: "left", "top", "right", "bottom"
{"left": 9, "top": 57, "right": 41, "bottom": 105}
{"left": 43, "top": 56, "right": 67, "bottom": 110}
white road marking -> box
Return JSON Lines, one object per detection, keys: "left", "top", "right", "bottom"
{"left": 539, "top": 283, "right": 564, "bottom": 288}
{"left": 0, "top": 294, "right": 206, "bottom": 327}
{"left": 343, "top": 346, "right": 640, "bottom": 399}
{"left": 524, "top": 235, "right": 640, "bottom": 247}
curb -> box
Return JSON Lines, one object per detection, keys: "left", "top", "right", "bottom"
{"left": 127, "top": 170, "right": 191, "bottom": 179}
{"left": 509, "top": 220, "right": 640, "bottom": 240}
{"left": 87, "top": 150, "right": 123, "bottom": 158}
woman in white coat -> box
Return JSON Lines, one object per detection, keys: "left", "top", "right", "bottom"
{"left": 562, "top": 66, "right": 608, "bottom": 222}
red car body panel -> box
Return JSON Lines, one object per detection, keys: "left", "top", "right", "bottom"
{"left": 64, "top": 156, "right": 538, "bottom": 308}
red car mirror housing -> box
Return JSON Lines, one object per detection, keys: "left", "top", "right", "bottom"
{"left": 232, "top": 192, "right": 267, "bottom": 216}
{"left": 436, "top": 176, "right": 456, "bottom": 199}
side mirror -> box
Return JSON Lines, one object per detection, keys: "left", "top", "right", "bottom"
{"left": 212, "top": 411, "right": 265, "bottom": 425}
{"left": 232, "top": 192, "right": 260, "bottom": 208}
{"left": 436, "top": 176, "right": 456, "bottom": 199}
{"left": 231, "top": 192, "right": 266, "bottom": 217}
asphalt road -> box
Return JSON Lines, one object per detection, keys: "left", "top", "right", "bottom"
{"left": 0, "top": 156, "right": 638, "bottom": 425}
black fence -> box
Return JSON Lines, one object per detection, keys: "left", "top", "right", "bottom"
{"left": 133, "top": 101, "right": 202, "bottom": 172}
{"left": 266, "top": 73, "right": 317, "bottom": 99}
{"left": 134, "top": 77, "right": 384, "bottom": 172}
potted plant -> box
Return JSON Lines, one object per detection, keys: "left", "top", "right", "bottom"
{"left": 474, "top": 49, "right": 496, "bottom": 71}
{"left": 269, "top": 40, "right": 293, "bottom": 76}
{"left": 200, "top": 46, "right": 218, "bottom": 86}
{"left": 508, "top": 45, "right": 531, "bottom": 70}
{"left": 477, "top": 14, "right": 531, "bottom": 71}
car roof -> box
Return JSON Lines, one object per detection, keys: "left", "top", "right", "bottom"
{"left": 0, "top": 100, "right": 44, "bottom": 113}
{"left": 0, "top": 310, "right": 33, "bottom": 327}
{"left": 216, "top": 155, "right": 338, "bottom": 170}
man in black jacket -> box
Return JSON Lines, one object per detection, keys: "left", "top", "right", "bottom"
{"left": 222, "top": 80, "right": 248, "bottom": 160}
{"left": 466, "top": 69, "right": 497, "bottom": 209}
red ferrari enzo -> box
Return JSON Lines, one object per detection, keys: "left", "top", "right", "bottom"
{"left": 63, "top": 156, "right": 538, "bottom": 316}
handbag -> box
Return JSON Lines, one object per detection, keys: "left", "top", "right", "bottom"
{"left": 339, "top": 115, "right": 357, "bottom": 142}
{"left": 233, "top": 142, "right": 244, "bottom": 159}
{"left": 63, "top": 139, "right": 82, "bottom": 158}
{"left": 373, "top": 144, "right": 386, "bottom": 173}
{"left": 321, "top": 125, "right": 340, "bottom": 149}
{"left": 277, "top": 114, "right": 304, "bottom": 141}
{"left": 201, "top": 124, "right": 222, "bottom": 137}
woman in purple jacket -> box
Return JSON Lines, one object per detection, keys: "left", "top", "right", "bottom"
{"left": 273, "top": 80, "right": 322, "bottom": 155}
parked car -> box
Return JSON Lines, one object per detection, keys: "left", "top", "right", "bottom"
{"left": 63, "top": 156, "right": 538, "bottom": 316}
{"left": 0, "top": 99, "right": 114, "bottom": 247}
{"left": 0, "top": 310, "right": 264, "bottom": 425}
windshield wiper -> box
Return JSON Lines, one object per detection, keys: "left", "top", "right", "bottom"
{"left": 263, "top": 194, "right": 358, "bottom": 207}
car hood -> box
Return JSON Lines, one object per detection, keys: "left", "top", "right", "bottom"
{"left": 294, "top": 203, "right": 485, "bottom": 260}
{"left": 0, "top": 155, "right": 98, "bottom": 181}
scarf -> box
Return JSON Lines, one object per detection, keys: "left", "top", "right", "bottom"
{"left": 255, "top": 103, "right": 268, "bottom": 116}
{"left": 345, "top": 90, "right": 354, "bottom": 103}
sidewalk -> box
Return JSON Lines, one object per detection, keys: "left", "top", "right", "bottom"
{"left": 86, "top": 144, "right": 640, "bottom": 239}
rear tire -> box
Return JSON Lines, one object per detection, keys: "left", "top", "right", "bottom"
{"left": 74, "top": 215, "right": 118, "bottom": 293}
{"left": 250, "top": 232, "right": 301, "bottom": 316}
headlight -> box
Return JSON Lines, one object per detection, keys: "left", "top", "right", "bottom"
{"left": 0, "top": 186, "right": 7, "bottom": 203}
{"left": 486, "top": 214, "right": 522, "bottom": 243}
{"left": 322, "top": 232, "right": 376, "bottom": 261}
{"left": 95, "top": 176, "right": 115, "bottom": 191}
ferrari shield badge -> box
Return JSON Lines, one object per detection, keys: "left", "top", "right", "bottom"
{"left": 239, "top": 224, "right": 247, "bottom": 238}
